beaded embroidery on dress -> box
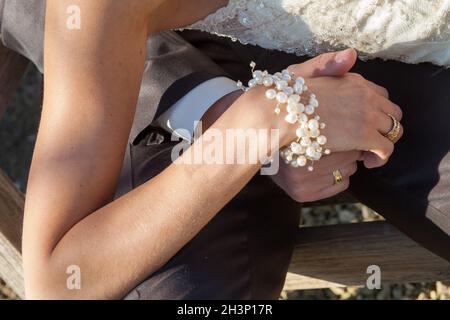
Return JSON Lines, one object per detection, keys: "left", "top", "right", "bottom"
{"left": 189, "top": 0, "right": 450, "bottom": 67}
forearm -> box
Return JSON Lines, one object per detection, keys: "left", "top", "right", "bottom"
{"left": 26, "top": 92, "right": 266, "bottom": 300}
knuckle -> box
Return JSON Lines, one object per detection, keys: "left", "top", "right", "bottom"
{"left": 361, "top": 86, "right": 373, "bottom": 101}
{"left": 348, "top": 72, "right": 363, "bottom": 81}
{"left": 383, "top": 141, "right": 395, "bottom": 158}
{"left": 381, "top": 86, "right": 389, "bottom": 98}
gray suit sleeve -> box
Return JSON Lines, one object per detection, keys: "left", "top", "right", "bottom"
{"left": 131, "top": 31, "right": 227, "bottom": 143}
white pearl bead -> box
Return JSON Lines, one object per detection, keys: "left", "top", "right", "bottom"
{"left": 287, "top": 103, "right": 300, "bottom": 114}
{"left": 312, "top": 151, "right": 322, "bottom": 161}
{"left": 311, "top": 141, "right": 320, "bottom": 149}
{"left": 276, "top": 92, "right": 288, "bottom": 104}
{"left": 274, "top": 72, "right": 282, "bottom": 79}
{"left": 308, "top": 119, "right": 319, "bottom": 130}
{"left": 310, "top": 99, "right": 319, "bottom": 108}
{"left": 274, "top": 107, "right": 281, "bottom": 115}
{"left": 265, "top": 89, "right": 277, "bottom": 100}
{"left": 298, "top": 103, "right": 305, "bottom": 113}
{"left": 283, "top": 87, "right": 294, "bottom": 95}
{"left": 305, "top": 105, "right": 315, "bottom": 115}
{"left": 288, "top": 94, "right": 301, "bottom": 104}
{"left": 285, "top": 113, "right": 298, "bottom": 124}
{"left": 301, "top": 137, "right": 311, "bottom": 147}
{"left": 299, "top": 114, "right": 308, "bottom": 122}
{"left": 293, "top": 82, "right": 303, "bottom": 94}
{"left": 317, "top": 135, "right": 327, "bottom": 145}
{"left": 296, "top": 127, "right": 309, "bottom": 138}
{"left": 309, "top": 129, "right": 320, "bottom": 138}
{"left": 325, "top": 149, "right": 331, "bottom": 155}
{"left": 291, "top": 160, "right": 299, "bottom": 168}
{"left": 297, "top": 156, "right": 307, "bottom": 167}
{"left": 248, "top": 79, "right": 257, "bottom": 88}
{"left": 263, "top": 77, "right": 274, "bottom": 87}
{"left": 307, "top": 166, "right": 314, "bottom": 172}
{"left": 253, "top": 70, "right": 263, "bottom": 79}
{"left": 290, "top": 141, "right": 300, "bottom": 148}
{"left": 320, "top": 123, "right": 326, "bottom": 129}
{"left": 290, "top": 143, "right": 303, "bottom": 154}
{"left": 296, "top": 77, "right": 305, "bottom": 85}
{"left": 282, "top": 74, "right": 292, "bottom": 82}
{"left": 276, "top": 80, "right": 288, "bottom": 90}
{"left": 306, "top": 146, "right": 315, "bottom": 158}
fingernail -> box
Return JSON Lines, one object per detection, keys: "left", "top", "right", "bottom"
{"left": 335, "top": 49, "right": 350, "bottom": 64}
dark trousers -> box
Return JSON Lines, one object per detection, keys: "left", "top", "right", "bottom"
{"left": 124, "top": 31, "right": 450, "bottom": 299}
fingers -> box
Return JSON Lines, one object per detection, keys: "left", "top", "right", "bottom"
{"left": 313, "top": 161, "right": 358, "bottom": 187}
{"left": 315, "top": 161, "right": 358, "bottom": 199}
{"left": 368, "top": 132, "right": 394, "bottom": 161}
{"left": 317, "top": 178, "right": 350, "bottom": 200}
{"left": 374, "top": 112, "right": 404, "bottom": 142}
{"left": 361, "top": 151, "right": 386, "bottom": 169}
{"left": 288, "top": 48, "right": 357, "bottom": 78}
{"left": 379, "top": 100, "right": 403, "bottom": 122}
{"left": 364, "top": 80, "right": 389, "bottom": 99}
{"left": 313, "top": 150, "right": 361, "bottom": 171}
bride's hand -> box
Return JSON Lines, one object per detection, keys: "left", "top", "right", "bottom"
{"left": 306, "top": 73, "right": 403, "bottom": 161}
{"left": 234, "top": 49, "right": 403, "bottom": 165}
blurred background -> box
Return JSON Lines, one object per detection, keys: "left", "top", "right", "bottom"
{"left": 0, "top": 65, "right": 448, "bottom": 300}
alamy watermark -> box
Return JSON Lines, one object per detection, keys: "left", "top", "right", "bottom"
{"left": 66, "top": 5, "right": 81, "bottom": 30}
{"left": 170, "top": 122, "right": 281, "bottom": 175}
{"left": 66, "top": 265, "right": 81, "bottom": 290}
{"left": 366, "top": 265, "right": 381, "bottom": 290}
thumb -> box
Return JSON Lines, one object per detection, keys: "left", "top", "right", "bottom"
{"left": 289, "top": 48, "right": 357, "bottom": 78}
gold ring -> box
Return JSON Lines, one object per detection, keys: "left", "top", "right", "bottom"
{"left": 384, "top": 114, "right": 401, "bottom": 142}
{"left": 333, "top": 170, "right": 343, "bottom": 185}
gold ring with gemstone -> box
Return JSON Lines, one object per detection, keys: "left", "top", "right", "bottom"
{"left": 333, "top": 169, "right": 343, "bottom": 185}
{"left": 384, "top": 114, "right": 401, "bottom": 142}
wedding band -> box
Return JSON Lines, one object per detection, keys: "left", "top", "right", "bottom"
{"left": 384, "top": 114, "right": 401, "bottom": 142}
{"left": 333, "top": 170, "right": 343, "bottom": 185}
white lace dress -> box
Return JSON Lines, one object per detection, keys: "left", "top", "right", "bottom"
{"left": 189, "top": 0, "right": 450, "bottom": 67}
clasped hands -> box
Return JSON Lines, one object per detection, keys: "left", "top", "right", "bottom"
{"left": 267, "top": 49, "right": 404, "bottom": 202}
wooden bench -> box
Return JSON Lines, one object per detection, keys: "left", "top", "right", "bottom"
{"left": 1, "top": 44, "right": 449, "bottom": 299}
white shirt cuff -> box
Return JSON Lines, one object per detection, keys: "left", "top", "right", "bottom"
{"left": 156, "top": 77, "right": 239, "bottom": 142}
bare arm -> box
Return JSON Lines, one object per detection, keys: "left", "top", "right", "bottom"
{"left": 23, "top": 0, "right": 264, "bottom": 299}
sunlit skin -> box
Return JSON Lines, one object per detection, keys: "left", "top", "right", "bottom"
{"left": 23, "top": 0, "right": 402, "bottom": 299}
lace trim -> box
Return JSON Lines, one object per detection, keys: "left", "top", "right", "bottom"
{"left": 186, "top": 0, "right": 450, "bottom": 67}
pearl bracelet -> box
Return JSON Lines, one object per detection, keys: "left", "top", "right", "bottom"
{"left": 237, "top": 62, "right": 330, "bottom": 171}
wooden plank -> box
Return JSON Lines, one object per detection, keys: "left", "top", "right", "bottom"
{"left": 284, "top": 221, "right": 450, "bottom": 291}
{"left": 0, "top": 43, "right": 28, "bottom": 298}
{"left": 0, "top": 170, "right": 25, "bottom": 298}
{"left": 0, "top": 43, "right": 29, "bottom": 119}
